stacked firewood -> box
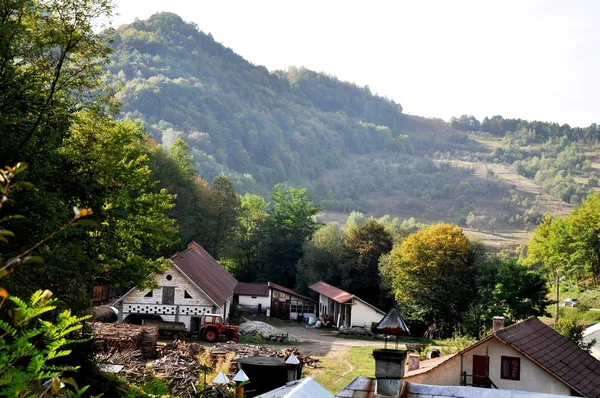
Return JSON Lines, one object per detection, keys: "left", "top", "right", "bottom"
{"left": 88, "top": 322, "right": 158, "bottom": 359}
{"left": 212, "top": 342, "right": 320, "bottom": 369}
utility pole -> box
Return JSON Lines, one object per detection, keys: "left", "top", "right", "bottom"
{"left": 555, "top": 271, "right": 560, "bottom": 324}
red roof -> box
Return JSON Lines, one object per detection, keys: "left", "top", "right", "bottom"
{"left": 494, "top": 317, "right": 600, "bottom": 397}
{"left": 170, "top": 242, "right": 237, "bottom": 306}
{"left": 234, "top": 282, "right": 269, "bottom": 297}
{"left": 268, "top": 282, "right": 315, "bottom": 303}
{"left": 308, "top": 281, "right": 353, "bottom": 303}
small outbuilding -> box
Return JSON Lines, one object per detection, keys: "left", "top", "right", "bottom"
{"left": 308, "top": 281, "right": 384, "bottom": 328}
{"left": 233, "top": 281, "right": 317, "bottom": 320}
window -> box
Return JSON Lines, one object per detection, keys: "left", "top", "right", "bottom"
{"left": 184, "top": 290, "right": 193, "bottom": 299}
{"left": 501, "top": 356, "right": 520, "bottom": 380}
{"left": 162, "top": 286, "right": 175, "bottom": 305}
{"left": 166, "top": 274, "right": 173, "bottom": 281}
{"left": 251, "top": 296, "right": 257, "bottom": 299}
{"left": 144, "top": 290, "right": 153, "bottom": 298}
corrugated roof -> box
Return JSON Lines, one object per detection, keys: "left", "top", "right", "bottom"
{"left": 170, "top": 242, "right": 237, "bottom": 306}
{"left": 257, "top": 377, "right": 333, "bottom": 398}
{"left": 268, "top": 282, "right": 316, "bottom": 303}
{"left": 495, "top": 317, "right": 600, "bottom": 398}
{"left": 234, "top": 282, "right": 269, "bottom": 297}
{"left": 308, "top": 281, "right": 353, "bottom": 303}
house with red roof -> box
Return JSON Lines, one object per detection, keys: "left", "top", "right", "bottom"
{"left": 402, "top": 317, "right": 600, "bottom": 397}
{"left": 308, "top": 281, "right": 385, "bottom": 328}
{"left": 113, "top": 241, "right": 237, "bottom": 333}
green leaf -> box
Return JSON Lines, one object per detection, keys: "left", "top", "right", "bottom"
{"left": 0, "top": 215, "right": 25, "bottom": 223}
{"left": 21, "top": 256, "right": 44, "bottom": 265}
{"left": 0, "top": 230, "right": 14, "bottom": 238}
{"left": 11, "top": 181, "right": 36, "bottom": 190}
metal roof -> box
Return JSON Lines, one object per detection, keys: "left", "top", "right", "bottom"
{"left": 308, "top": 281, "right": 353, "bottom": 303}
{"left": 257, "top": 377, "right": 333, "bottom": 398}
{"left": 234, "top": 282, "right": 269, "bottom": 297}
{"left": 268, "top": 282, "right": 316, "bottom": 303}
{"left": 170, "top": 242, "right": 237, "bottom": 305}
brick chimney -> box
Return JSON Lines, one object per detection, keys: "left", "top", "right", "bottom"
{"left": 493, "top": 316, "right": 505, "bottom": 332}
{"left": 408, "top": 354, "right": 420, "bottom": 371}
{"left": 372, "top": 349, "right": 407, "bottom": 397}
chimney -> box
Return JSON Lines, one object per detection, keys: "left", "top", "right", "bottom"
{"left": 408, "top": 354, "right": 420, "bottom": 371}
{"left": 373, "top": 349, "right": 407, "bottom": 397}
{"left": 188, "top": 241, "right": 200, "bottom": 250}
{"left": 493, "top": 316, "right": 505, "bottom": 332}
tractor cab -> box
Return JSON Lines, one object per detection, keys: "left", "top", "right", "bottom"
{"left": 199, "top": 313, "right": 239, "bottom": 343}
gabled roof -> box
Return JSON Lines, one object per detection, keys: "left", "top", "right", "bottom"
{"left": 308, "top": 281, "right": 384, "bottom": 314}
{"left": 308, "top": 281, "right": 353, "bottom": 303}
{"left": 268, "top": 282, "right": 315, "bottom": 303}
{"left": 494, "top": 317, "right": 600, "bottom": 398}
{"left": 257, "top": 377, "right": 333, "bottom": 398}
{"left": 234, "top": 282, "right": 269, "bottom": 297}
{"left": 170, "top": 242, "right": 237, "bottom": 305}
{"left": 403, "top": 317, "right": 600, "bottom": 397}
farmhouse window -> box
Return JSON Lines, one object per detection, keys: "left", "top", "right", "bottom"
{"left": 144, "top": 290, "right": 153, "bottom": 298}
{"left": 184, "top": 290, "right": 193, "bottom": 299}
{"left": 162, "top": 287, "right": 175, "bottom": 305}
{"left": 501, "top": 356, "right": 520, "bottom": 380}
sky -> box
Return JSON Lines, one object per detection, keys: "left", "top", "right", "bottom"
{"left": 112, "top": 0, "right": 600, "bottom": 127}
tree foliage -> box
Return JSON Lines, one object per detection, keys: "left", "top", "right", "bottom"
{"left": 383, "top": 223, "right": 476, "bottom": 336}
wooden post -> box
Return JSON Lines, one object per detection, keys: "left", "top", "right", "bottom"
{"left": 555, "top": 271, "right": 560, "bottom": 324}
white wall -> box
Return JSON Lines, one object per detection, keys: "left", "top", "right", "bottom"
{"left": 119, "top": 263, "right": 219, "bottom": 329}
{"left": 350, "top": 299, "right": 383, "bottom": 327}
{"left": 405, "top": 338, "right": 572, "bottom": 396}
{"left": 238, "top": 294, "right": 270, "bottom": 308}
{"left": 319, "top": 295, "right": 330, "bottom": 316}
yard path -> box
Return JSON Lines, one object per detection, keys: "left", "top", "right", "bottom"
{"left": 278, "top": 325, "right": 389, "bottom": 356}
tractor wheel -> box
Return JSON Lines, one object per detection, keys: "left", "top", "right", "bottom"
{"left": 172, "top": 333, "right": 180, "bottom": 341}
{"left": 231, "top": 336, "right": 239, "bottom": 343}
{"left": 204, "top": 328, "right": 218, "bottom": 342}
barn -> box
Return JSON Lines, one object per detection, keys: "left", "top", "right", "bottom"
{"left": 113, "top": 241, "right": 237, "bottom": 333}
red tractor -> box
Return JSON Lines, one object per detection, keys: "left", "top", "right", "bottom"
{"left": 200, "top": 313, "right": 239, "bottom": 343}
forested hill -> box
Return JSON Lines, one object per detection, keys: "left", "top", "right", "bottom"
{"left": 108, "top": 12, "right": 437, "bottom": 192}
{"left": 108, "top": 12, "right": 600, "bottom": 248}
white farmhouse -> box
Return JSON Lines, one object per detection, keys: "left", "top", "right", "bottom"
{"left": 308, "top": 280, "right": 384, "bottom": 328}
{"left": 403, "top": 317, "right": 600, "bottom": 397}
{"left": 113, "top": 241, "right": 237, "bottom": 333}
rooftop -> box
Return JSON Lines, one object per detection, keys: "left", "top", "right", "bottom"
{"left": 234, "top": 282, "right": 269, "bottom": 297}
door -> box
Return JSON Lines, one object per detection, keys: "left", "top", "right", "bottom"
{"left": 162, "top": 287, "right": 175, "bottom": 305}
{"left": 190, "top": 317, "right": 201, "bottom": 334}
{"left": 472, "top": 355, "right": 489, "bottom": 387}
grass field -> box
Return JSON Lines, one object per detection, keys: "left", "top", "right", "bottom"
{"left": 303, "top": 346, "right": 377, "bottom": 393}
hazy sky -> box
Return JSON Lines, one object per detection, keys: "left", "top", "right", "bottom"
{"left": 113, "top": 0, "right": 600, "bottom": 127}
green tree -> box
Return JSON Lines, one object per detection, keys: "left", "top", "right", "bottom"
{"left": 296, "top": 225, "right": 347, "bottom": 292}
{"left": 258, "top": 186, "right": 321, "bottom": 287}
{"left": 341, "top": 219, "right": 393, "bottom": 308}
{"left": 226, "top": 194, "right": 268, "bottom": 281}
{"left": 203, "top": 176, "right": 241, "bottom": 259}
{"left": 384, "top": 223, "right": 475, "bottom": 337}
{"left": 463, "top": 258, "right": 550, "bottom": 337}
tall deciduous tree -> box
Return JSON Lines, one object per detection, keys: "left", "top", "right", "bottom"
{"left": 226, "top": 193, "right": 268, "bottom": 281}
{"left": 384, "top": 223, "right": 475, "bottom": 337}
{"left": 341, "top": 219, "right": 393, "bottom": 308}
{"left": 296, "top": 225, "right": 347, "bottom": 292}
{"left": 258, "top": 186, "right": 321, "bottom": 287}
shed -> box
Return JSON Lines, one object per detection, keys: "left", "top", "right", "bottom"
{"left": 308, "top": 281, "right": 384, "bottom": 328}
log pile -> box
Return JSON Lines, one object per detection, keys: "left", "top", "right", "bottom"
{"left": 212, "top": 342, "right": 320, "bottom": 370}
{"left": 88, "top": 322, "right": 157, "bottom": 359}
{"left": 95, "top": 340, "right": 319, "bottom": 396}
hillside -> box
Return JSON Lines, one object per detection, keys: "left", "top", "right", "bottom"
{"left": 108, "top": 13, "right": 599, "bottom": 249}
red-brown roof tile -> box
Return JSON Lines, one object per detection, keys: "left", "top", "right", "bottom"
{"left": 308, "top": 281, "right": 353, "bottom": 303}
{"left": 495, "top": 317, "right": 600, "bottom": 397}
{"left": 234, "top": 282, "right": 269, "bottom": 297}
{"left": 170, "top": 241, "right": 237, "bottom": 306}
